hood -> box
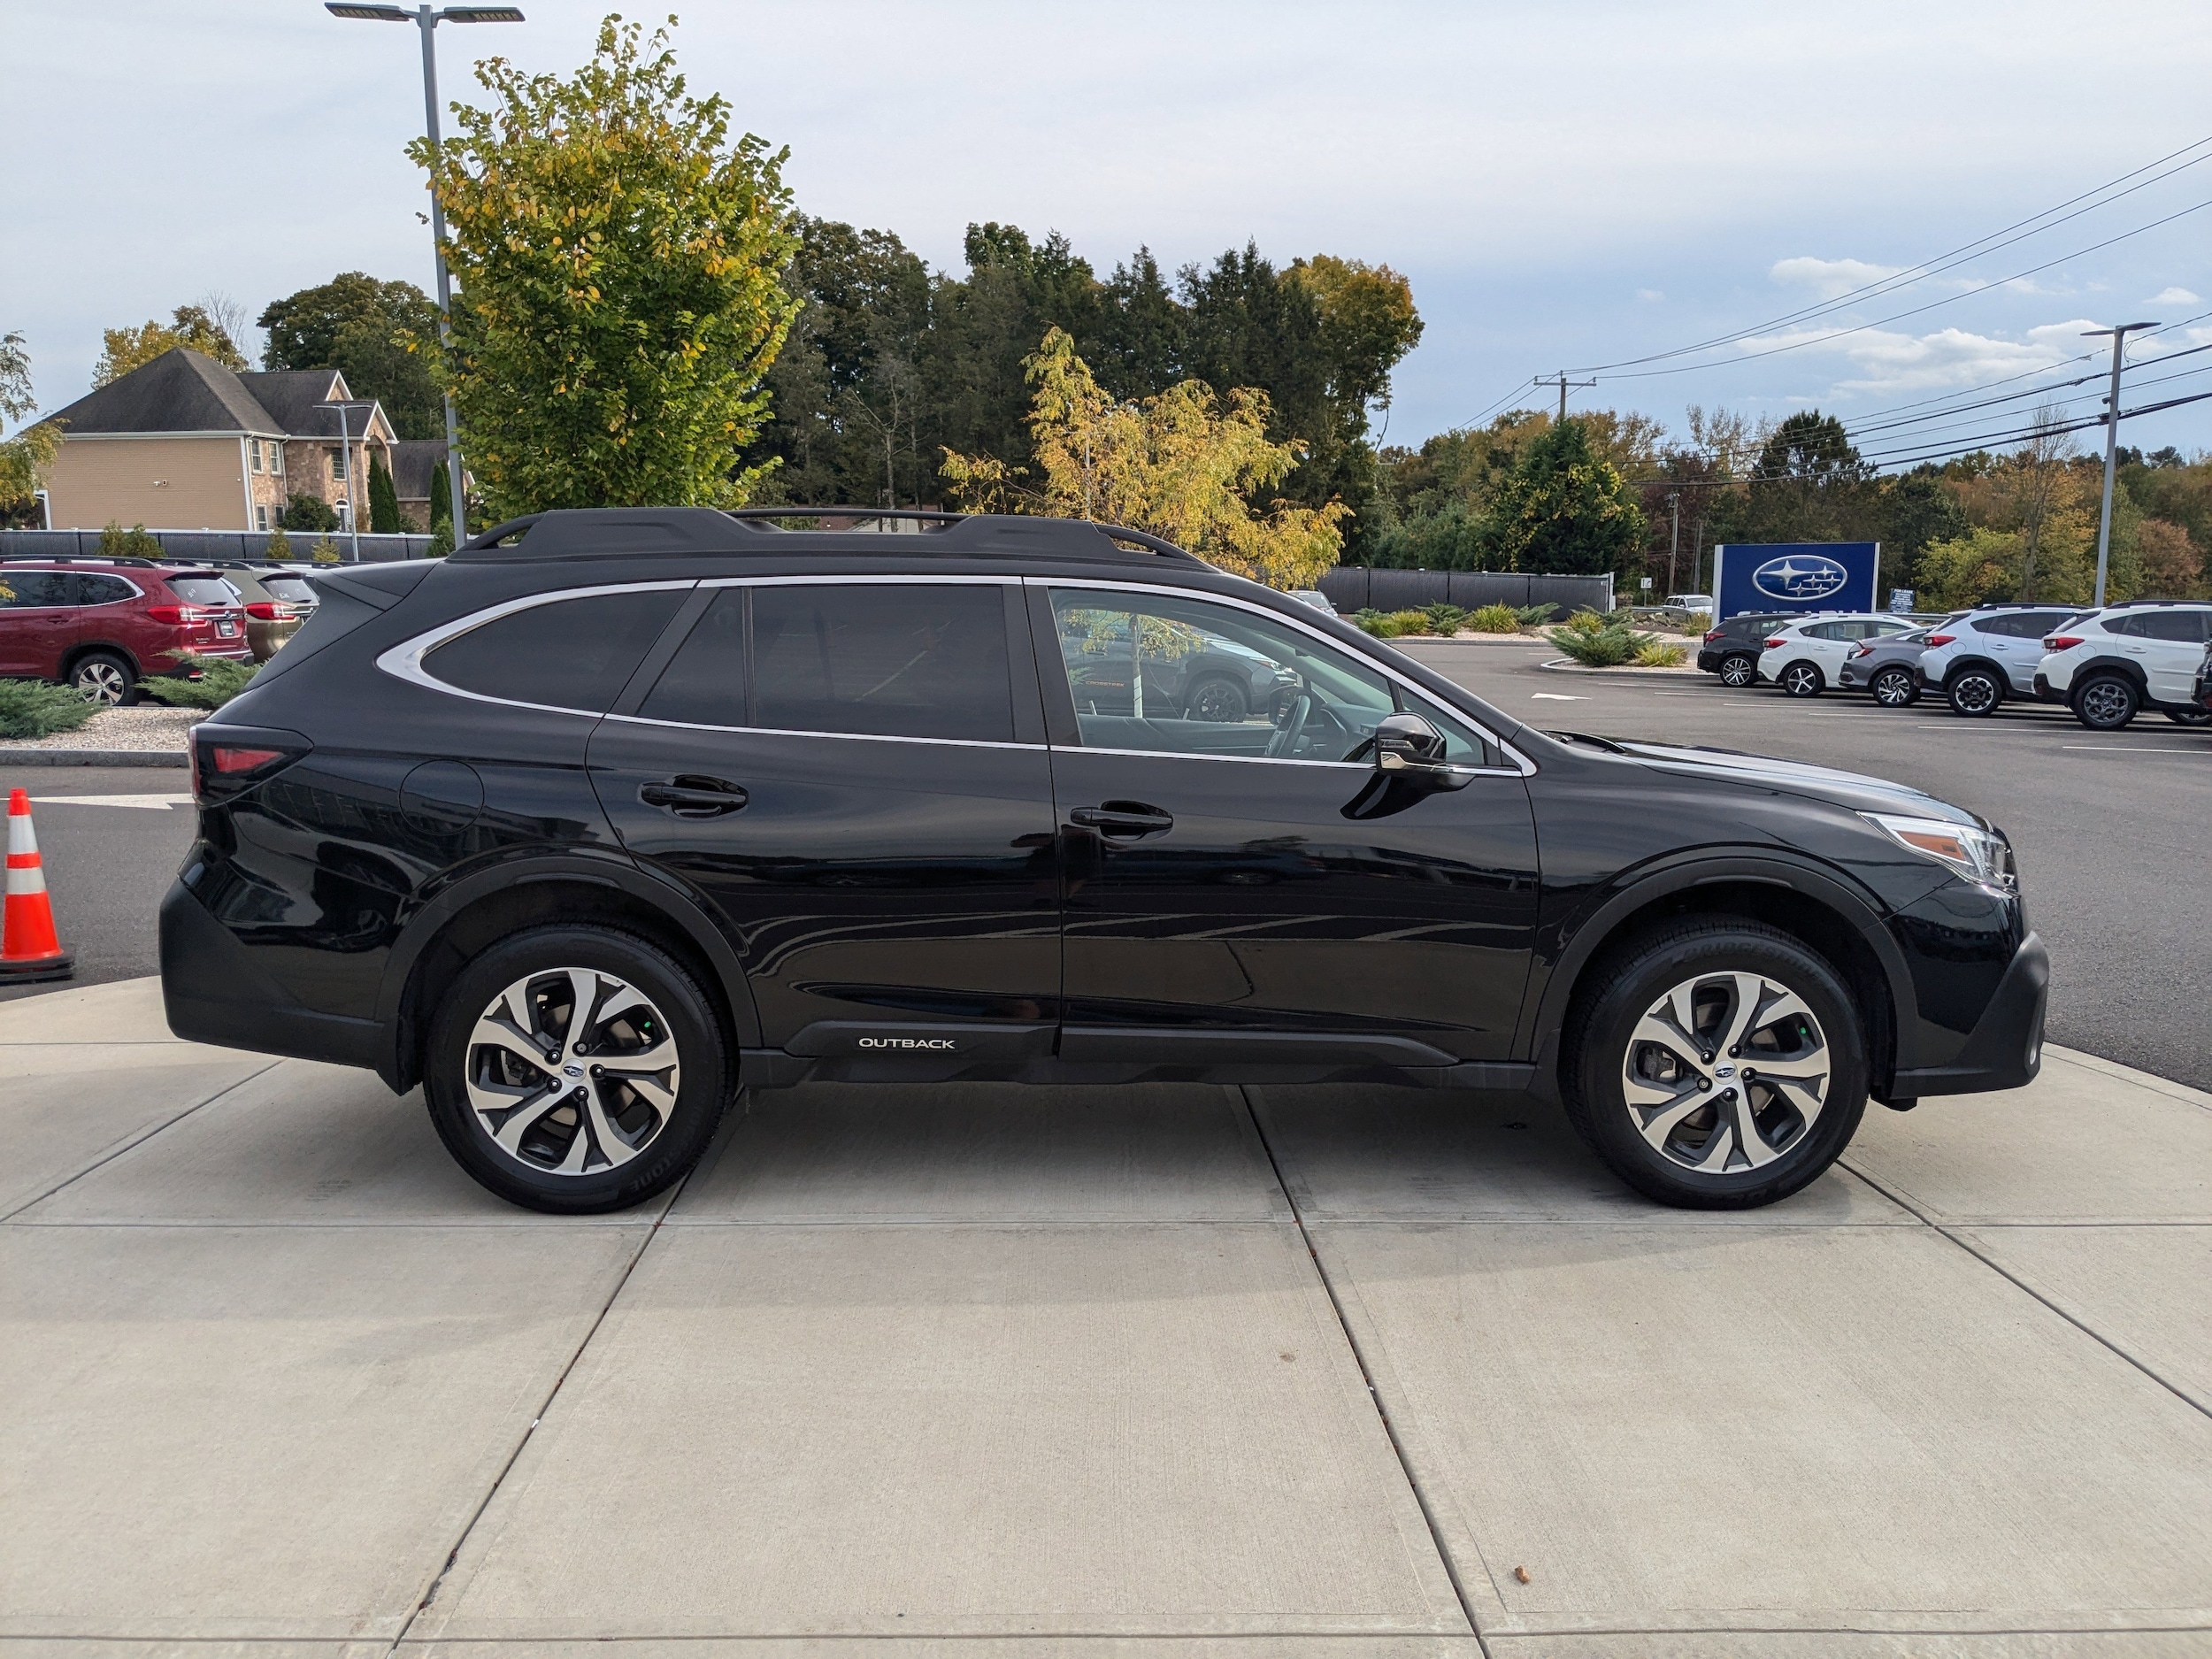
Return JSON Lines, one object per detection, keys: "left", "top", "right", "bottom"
{"left": 1556, "top": 734, "right": 1986, "bottom": 828}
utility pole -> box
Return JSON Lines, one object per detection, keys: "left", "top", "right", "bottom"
{"left": 2083, "top": 321, "right": 2156, "bottom": 606}
{"left": 1534, "top": 371, "right": 1597, "bottom": 423}
{"left": 1666, "top": 490, "right": 1680, "bottom": 597}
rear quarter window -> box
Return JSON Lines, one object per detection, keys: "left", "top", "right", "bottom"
{"left": 423, "top": 588, "right": 688, "bottom": 712}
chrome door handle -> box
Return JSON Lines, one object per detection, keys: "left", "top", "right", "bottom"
{"left": 639, "top": 777, "right": 749, "bottom": 818}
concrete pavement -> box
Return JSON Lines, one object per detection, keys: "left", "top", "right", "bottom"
{"left": 3, "top": 979, "right": 2209, "bottom": 1655}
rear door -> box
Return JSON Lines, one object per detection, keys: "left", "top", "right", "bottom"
{"left": 2126, "top": 608, "right": 2212, "bottom": 703}
{"left": 1973, "top": 610, "right": 2072, "bottom": 691}
{"left": 588, "top": 577, "right": 1062, "bottom": 1069}
{"left": 1033, "top": 580, "right": 1540, "bottom": 1068}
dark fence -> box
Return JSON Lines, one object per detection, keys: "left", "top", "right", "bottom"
{"left": 1318, "top": 567, "right": 1615, "bottom": 619}
{"left": 0, "top": 528, "right": 432, "bottom": 564}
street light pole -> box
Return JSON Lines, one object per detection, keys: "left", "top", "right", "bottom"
{"left": 2083, "top": 321, "right": 2157, "bottom": 607}
{"left": 1667, "top": 490, "right": 1680, "bottom": 597}
{"left": 316, "top": 399, "right": 378, "bottom": 561}
{"left": 326, "top": 5, "right": 526, "bottom": 544}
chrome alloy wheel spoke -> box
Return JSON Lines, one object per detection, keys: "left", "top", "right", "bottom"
{"left": 1622, "top": 970, "right": 1829, "bottom": 1177}
{"left": 465, "top": 966, "right": 681, "bottom": 1178}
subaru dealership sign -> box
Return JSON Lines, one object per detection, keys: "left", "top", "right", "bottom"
{"left": 1712, "top": 542, "right": 1880, "bottom": 620}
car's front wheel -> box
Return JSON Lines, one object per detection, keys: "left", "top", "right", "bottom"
{"left": 1870, "top": 665, "right": 1917, "bottom": 707}
{"left": 1717, "top": 652, "right": 1757, "bottom": 688}
{"left": 2072, "top": 673, "right": 2138, "bottom": 731}
{"left": 1561, "top": 918, "right": 1868, "bottom": 1209}
{"left": 424, "top": 926, "right": 733, "bottom": 1213}
{"left": 72, "top": 651, "right": 137, "bottom": 707}
{"left": 1778, "top": 661, "right": 1824, "bottom": 697}
{"left": 2164, "top": 707, "right": 2210, "bottom": 726}
{"left": 1947, "top": 667, "right": 2003, "bottom": 717}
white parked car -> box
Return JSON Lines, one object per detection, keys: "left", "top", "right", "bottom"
{"left": 1286, "top": 588, "right": 1338, "bottom": 615}
{"left": 1913, "top": 603, "right": 2090, "bottom": 717}
{"left": 1757, "top": 612, "right": 1924, "bottom": 697}
{"left": 2034, "top": 602, "right": 2212, "bottom": 730}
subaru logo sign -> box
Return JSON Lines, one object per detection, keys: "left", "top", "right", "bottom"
{"left": 1751, "top": 554, "right": 1849, "bottom": 601}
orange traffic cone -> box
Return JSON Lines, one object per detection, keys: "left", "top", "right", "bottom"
{"left": 3, "top": 788, "right": 73, "bottom": 984}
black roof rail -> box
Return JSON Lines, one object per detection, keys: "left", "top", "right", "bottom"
{"left": 0, "top": 553, "right": 161, "bottom": 568}
{"left": 449, "top": 506, "right": 1210, "bottom": 566}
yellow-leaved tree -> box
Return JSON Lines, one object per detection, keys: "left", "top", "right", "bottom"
{"left": 941, "top": 327, "right": 1348, "bottom": 589}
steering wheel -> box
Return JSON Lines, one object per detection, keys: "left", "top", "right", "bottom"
{"left": 1266, "top": 691, "right": 1311, "bottom": 758}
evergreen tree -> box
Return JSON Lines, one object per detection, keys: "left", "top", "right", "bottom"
{"left": 367, "top": 454, "right": 401, "bottom": 534}
{"left": 1486, "top": 419, "right": 1647, "bottom": 574}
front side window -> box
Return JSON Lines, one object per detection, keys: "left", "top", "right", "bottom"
{"left": 0, "top": 572, "right": 70, "bottom": 608}
{"left": 2128, "top": 609, "right": 2210, "bottom": 642}
{"left": 1046, "top": 586, "right": 1495, "bottom": 765}
{"left": 424, "top": 588, "right": 688, "bottom": 711}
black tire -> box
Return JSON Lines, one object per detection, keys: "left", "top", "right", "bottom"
{"left": 1870, "top": 665, "right": 1918, "bottom": 708}
{"left": 424, "top": 925, "right": 733, "bottom": 1214}
{"left": 2164, "top": 707, "right": 2210, "bottom": 726}
{"left": 1717, "top": 652, "right": 1757, "bottom": 688}
{"left": 1946, "top": 666, "right": 2003, "bottom": 718}
{"left": 71, "top": 650, "right": 138, "bottom": 707}
{"left": 2072, "top": 673, "right": 2138, "bottom": 731}
{"left": 1184, "top": 675, "right": 1250, "bottom": 723}
{"left": 1778, "top": 660, "right": 1823, "bottom": 697}
{"left": 1560, "top": 918, "right": 1869, "bottom": 1210}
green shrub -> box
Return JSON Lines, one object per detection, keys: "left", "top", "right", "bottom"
{"left": 1561, "top": 608, "right": 1609, "bottom": 636}
{"left": 1546, "top": 622, "right": 1659, "bottom": 667}
{"left": 1468, "top": 603, "right": 1523, "bottom": 633}
{"left": 0, "top": 679, "right": 99, "bottom": 740}
{"left": 142, "top": 652, "right": 258, "bottom": 710}
{"left": 1515, "top": 603, "right": 1558, "bottom": 626}
{"left": 1421, "top": 603, "right": 1468, "bottom": 635}
{"left": 264, "top": 523, "right": 294, "bottom": 561}
{"left": 310, "top": 535, "right": 342, "bottom": 565}
{"left": 426, "top": 517, "right": 454, "bottom": 557}
{"left": 281, "top": 492, "right": 339, "bottom": 533}
{"left": 1633, "top": 639, "right": 1688, "bottom": 667}
{"left": 97, "top": 520, "right": 163, "bottom": 559}
{"left": 1350, "top": 608, "right": 1387, "bottom": 635}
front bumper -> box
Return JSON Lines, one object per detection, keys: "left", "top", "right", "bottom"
{"left": 1888, "top": 931, "right": 2048, "bottom": 1100}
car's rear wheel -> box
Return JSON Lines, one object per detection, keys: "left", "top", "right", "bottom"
{"left": 1778, "top": 661, "right": 1823, "bottom": 697}
{"left": 2164, "top": 707, "right": 2210, "bottom": 726}
{"left": 1185, "top": 675, "right": 1250, "bottom": 723}
{"left": 1562, "top": 918, "right": 1868, "bottom": 1210}
{"left": 425, "top": 925, "right": 732, "bottom": 1213}
{"left": 1717, "top": 652, "right": 1757, "bottom": 688}
{"left": 1947, "top": 667, "right": 2003, "bottom": 717}
{"left": 1870, "top": 665, "right": 1917, "bottom": 707}
{"left": 71, "top": 651, "right": 137, "bottom": 707}
{"left": 2073, "top": 673, "right": 2138, "bottom": 731}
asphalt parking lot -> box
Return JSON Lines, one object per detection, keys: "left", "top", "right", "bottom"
{"left": 1401, "top": 637, "right": 2212, "bottom": 1091}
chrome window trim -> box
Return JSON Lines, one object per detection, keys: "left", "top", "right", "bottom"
{"left": 1034, "top": 575, "right": 1537, "bottom": 775}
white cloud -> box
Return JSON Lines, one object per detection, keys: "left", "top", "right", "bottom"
{"left": 1770, "top": 257, "right": 1905, "bottom": 300}
{"left": 2145, "top": 286, "right": 2200, "bottom": 306}
{"left": 1636, "top": 288, "right": 1665, "bottom": 303}
{"left": 1735, "top": 318, "right": 2102, "bottom": 400}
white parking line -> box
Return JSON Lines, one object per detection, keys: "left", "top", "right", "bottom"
{"left": 29, "top": 794, "right": 196, "bottom": 810}
{"left": 2061, "top": 745, "right": 2204, "bottom": 753}
{"left": 1529, "top": 693, "right": 1586, "bottom": 701}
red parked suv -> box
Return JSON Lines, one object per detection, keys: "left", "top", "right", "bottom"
{"left": 0, "top": 557, "right": 252, "bottom": 704}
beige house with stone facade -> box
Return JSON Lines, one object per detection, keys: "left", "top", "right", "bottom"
{"left": 39, "top": 348, "right": 398, "bottom": 533}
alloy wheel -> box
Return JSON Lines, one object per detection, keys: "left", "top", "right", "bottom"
{"left": 1620, "top": 971, "right": 1830, "bottom": 1176}
{"left": 1719, "top": 654, "right": 1755, "bottom": 687}
{"left": 1872, "top": 667, "right": 1916, "bottom": 707}
{"left": 1187, "top": 678, "right": 1249, "bottom": 723}
{"left": 1780, "top": 663, "right": 1821, "bottom": 696}
{"left": 74, "top": 661, "right": 129, "bottom": 704}
{"left": 465, "top": 967, "right": 680, "bottom": 1176}
{"left": 2077, "top": 678, "right": 2136, "bottom": 729}
{"left": 1949, "top": 672, "right": 2001, "bottom": 716}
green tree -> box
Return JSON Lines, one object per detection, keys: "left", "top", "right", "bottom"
{"left": 367, "top": 453, "right": 402, "bottom": 534}
{"left": 1728, "top": 411, "right": 1877, "bottom": 543}
{"left": 411, "top": 16, "right": 800, "bottom": 518}
{"left": 258, "top": 273, "right": 444, "bottom": 440}
{"left": 93, "top": 305, "right": 248, "bottom": 386}
{"left": 1873, "top": 468, "right": 1970, "bottom": 596}
{"left": 428, "top": 461, "right": 452, "bottom": 532}
{"left": 1486, "top": 418, "right": 1647, "bottom": 574}
{"left": 0, "top": 331, "right": 63, "bottom": 523}
{"left": 281, "top": 492, "right": 339, "bottom": 533}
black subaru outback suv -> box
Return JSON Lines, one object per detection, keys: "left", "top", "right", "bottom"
{"left": 162, "top": 508, "right": 2047, "bottom": 1214}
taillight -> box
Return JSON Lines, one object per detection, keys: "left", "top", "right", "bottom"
{"left": 211, "top": 745, "right": 286, "bottom": 773}
{"left": 1703, "top": 628, "right": 1724, "bottom": 642}
{"left": 2045, "top": 634, "right": 2084, "bottom": 650}
{"left": 1850, "top": 641, "right": 1875, "bottom": 657}
{"left": 188, "top": 725, "right": 311, "bottom": 804}
{"left": 143, "top": 604, "right": 213, "bottom": 626}
{"left": 244, "top": 602, "right": 280, "bottom": 620}
{"left": 1925, "top": 633, "right": 1955, "bottom": 647}
{"left": 1763, "top": 637, "right": 1786, "bottom": 649}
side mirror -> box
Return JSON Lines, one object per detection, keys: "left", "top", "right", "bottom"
{"left": 1372, "top": 712, "right": 1471, "bottom": 790}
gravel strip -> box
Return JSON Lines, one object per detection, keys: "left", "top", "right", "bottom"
{"left": 0, "top": 705, "right": 206, "bottom": 753}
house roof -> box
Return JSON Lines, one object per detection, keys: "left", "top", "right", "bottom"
{"left": 43, "top": 348, "right": 394, "bottom": 443}
{"left": 390, "top": 439, "right": 448, "bottom": 500}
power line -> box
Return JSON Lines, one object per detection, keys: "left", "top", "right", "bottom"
{"left": 1568, "top": 134, "right": 2212, "bottom": 373}
{"left": 1863, "top": 389, "right": 2212, "bottom": 471}
{"left": 1841, "top": 353, "right": 2212, "bottom": 448}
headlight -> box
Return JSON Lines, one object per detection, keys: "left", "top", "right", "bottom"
{"left": 1863, "top": 812, "right": 2016, "bottom": 890}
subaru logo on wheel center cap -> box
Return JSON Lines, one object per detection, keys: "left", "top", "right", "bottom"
{"left": 1714, "top": 1064, "right": 1736, "bottom": 1079}
{"left": 564, "top": 1064, "right": 583, "bottom": 1077}
{"left": 1751, "top": 554, "right": 1849, "bottom": 601}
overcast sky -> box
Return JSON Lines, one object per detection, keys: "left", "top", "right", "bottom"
{"left": 5, "top": 0, "right": 2209, "bottom": 460}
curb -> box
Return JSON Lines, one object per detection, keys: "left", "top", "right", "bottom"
{"left": 0, "top": 749, "right": 190, "bottom": 768}
{"left": 1537, "top": 658, "right": 1709, "bottom": 680}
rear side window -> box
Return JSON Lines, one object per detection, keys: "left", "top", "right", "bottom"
{"left": 166, "top": 576, "right": 239, "bottom": 607}
{"left": 2124, "top": 610, "right": 2210, "bottom": 641}
{"left": 0, "top": 572, "right": 71, "bottom": 607}
{"left": 77, "top": 574, "right": 135, "bottom": 605}
{"left": 639, "top": 588, "right": 746, "bottom": 725}
{"left": 426, "top": 588, "right": 688, "bottom": 712}
{"left": 751, "top": 583, "right": 1013, "bottom": 741}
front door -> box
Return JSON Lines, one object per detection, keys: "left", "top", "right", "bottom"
{"left": 1034, "top": 581, "right": 1540, "bottom": 1068}
{"left": 588, "top": 578, "right": 1061, "bottom": 1071}
{"left": 0, "top": 571, "right": 79, "bottom": 677}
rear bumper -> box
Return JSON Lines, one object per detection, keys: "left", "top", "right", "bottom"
{"left": 1889, "top": 931, "right": 2048, "bottom": 1100}
{"left": 159, "top": 878, "right": 385, "bottom": 1070}
{"left": 2032, "top": 672, "right": 2069, "bottom": 704}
